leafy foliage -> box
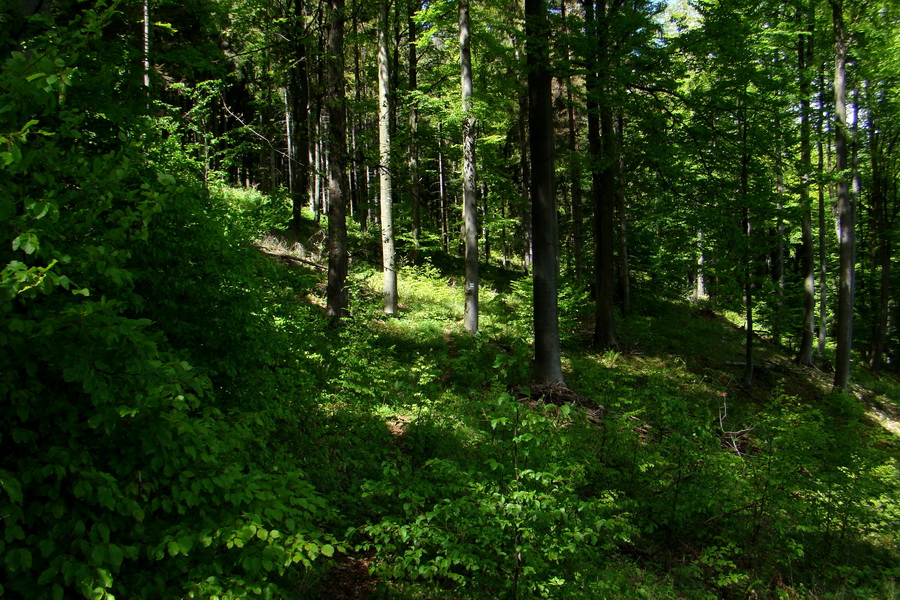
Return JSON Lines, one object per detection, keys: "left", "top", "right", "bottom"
{"left": 1, "top": 7, "right": 338, "bottom": 599}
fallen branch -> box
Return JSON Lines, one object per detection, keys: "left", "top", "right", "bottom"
{"left": 260, "top": 249, "right": 327, "bottom": 271}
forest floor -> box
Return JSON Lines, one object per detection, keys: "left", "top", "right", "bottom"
{"left": 258, "top": 228, "right": 899, "bottom": 599}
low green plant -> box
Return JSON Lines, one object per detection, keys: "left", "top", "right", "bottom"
{"left": 357, "top": 395, "right": 636, "bottom": 598}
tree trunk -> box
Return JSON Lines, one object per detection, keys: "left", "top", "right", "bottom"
{"left": 438, "top": 125, "right": 449, "bottom": 252}
{"left": 408, "top": 0, "right": 421, "bottom": 248}
{"left": 518, "top": 87, "right": 532, "bottom": 273}
{"left": 692, "top": 229, "right": 707, "bottom": 302}
{"left": 352, "top": 2, "right": 368, "bottom": 232}
{"left": 868, "top": 106, "right": 897, "bottom": 372}
{"left": 143, "top": 0, "right": 150, "bottom": 89}
{"left": 797, "top": 4, "right": 815, "bottom": 365}
{"left": 526, "top": 0, "right": 565, "bottom": 385}
{"left": 584, "top": 0, "right": 617, "bottom": 349}
{"left": 562, "top": 0, "right": 583, "bottom": 281}
{"left": 459, "top": 0, "right": 479, "bottom": 334}
{"left": 615, "top": 112, "right": 630, "bottom": 317}
{"left": 379, "top": 0, "right": 397, "bottom": 315}
{"left": 818, "top": 67, "right": 829, "bottom": 356}
{"left": 741, "top": 115, "right": 753, "bottom": 387}
{"left": 567, "top": 84, "right": 583, "bottom": 280}
{"left": 325, "top": 0, "right": 349, "bottom": 319}
{"left": 832, "top": 0, "right": 854, "bottom": 391}
{"left": 289, "top": 0, "right": 310, "bottom": 232}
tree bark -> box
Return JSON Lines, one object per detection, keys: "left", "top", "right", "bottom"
{"left": 867, "top": 103, "right": 897, "bottom": 372}
{"left": 796, "top": 4, "right": 815, "bottom": 365}
{"left": 562, "top": 0, "right": 583, "bottom": 281}
{"left": 352, "top": 2, "right": 369, "bottom": 232}
{"left": 518, "top": 87, "right": 532, "bottom": 273}
{"left": 585, "top": 0, "right": 617, "bottom": 349}
{"left": 832, "top": 0, "right": 854, "bottom": 391}
{"left": 325, "top": 0, "right": 349, "bottom": 319}
{"left": 289, "top": 0, "right": 310, "bottom": 232}
{"left": 408, "top": 0, "right": 421, "bottom": 248}
{"left": 740, "top": 114, "right": 753, "bottom": 387}
{"left": 526, "top": 0, "right": 565, "bottom": 385}
{"left": 459, "top": 0, "right": 479, "bottom": 334}
{"left": 818, "top": 68, "right": 828, "bottom": 356}
{"left": 379, "top": 0, "right": 397, "bottom": 315}
{"left": 615, "top": 112, "right": 630, "bottom": 317}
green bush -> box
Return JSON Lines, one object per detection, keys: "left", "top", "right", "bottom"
{"left": 1, "top": 7, "right": 337, "bottom": 598}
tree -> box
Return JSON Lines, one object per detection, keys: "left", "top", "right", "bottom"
{"left": 459, "top": 0, "right": 479, "bottom": 333}
{"left": 583, "top": 0, "right": 617, "bottom": 349}
{"left": 325, "top": 0, "right": 350, "bottom": 318}
{"left": 289, "top": 0, "right": 311, "bottom": 232}
{"left": 831, "top": 0, "right": 854, "bottom": 390}
{"left": 526, "top": 0, "right": 565, "bottom": 385}
{"left": 379, "top": 0, "right": 398, "bottom": 315}
{"left": 797, "top": 1, "right": 816, "bottom": 366}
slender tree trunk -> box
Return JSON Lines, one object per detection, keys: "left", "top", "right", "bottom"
{"left": 692, "top": 229, "right": 707, "bottom": 302}
{"left": 526, "top": 0, "right": 565, "bottom": 385}
{"left": 797, "top": 4, "right": 816, "bottom": 365}
{"left": 518, "top": 87, "right": 532, "bottom": 273}
{"left": 378, "top": 0, "right": 398, "bottom": 315}
{"left": 868, "top": 108, "right": 896, "bottom": 372}
{"left": 290, "top": 0, "right": 310, "bottom": 232}
{"left": 595, "top": 103, "right": 618, "bottom": 347}
{"left": 567, "top": 85, "right": 583, "bottom": 280}
{"left": 408, "top": 0, "right": 421, "bottom": 248}
{"left": 775, "top": 148, "right": 785, "bottom": 347}
{"left": 818, "top": 68, "right": 829, "bottom": 356}
{"left": 482, "top": 182, "right": 490, "bottom": 262}
{"left": 438, "top": 125, "right": 449, "bottom": 252}
{"left": 312, "top": 106, "right": 323, "bottom": 223}
{"left": 562, "top": 0, "right": 583, "bottom": 280}
{"left": 744, "top": 209, "right": 754, "bottom": 387}
{"left": 615, "top": 112, "right": 630, "bottom": 317}
{"left": 459, "top": 0, "right": 479, "bottom": 333}
{"left": 584, "top": 0, "right": 617, "bottom": 349}
{"left": 325, "top": 0, "right": 350, "bottom": 318}
{"left": 741, "top": 113, "right": 753, "bottom": 387}
{"left": 352, "top": 2, "right": 368, "bottom": 232}
{"left": 832, "top": 0, "right": 854, "bottom": 391}
{"left": 143, "top": 0, "right": 150, "bottom": 89}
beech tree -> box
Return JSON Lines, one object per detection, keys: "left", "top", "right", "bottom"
{"left": 459, "top": 0, "right": 479, "bottom": 334}
{"left": 832, "top": 0, "right": 854, "bottom": 391}
{"left": 379, "top": 0, "right": 398, "bottom": 315}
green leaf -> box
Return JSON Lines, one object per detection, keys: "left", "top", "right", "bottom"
{"left": 0, "top": 472, "right": 23, "bottom": 504}
{"left": 156, "top": 172, "right": 176, "bottom": 186}
{"left": 11, "top": 233, "right": 38, "bottom": 255}
{"left": 320, "top": 544, "right": 335, "bottom": 558}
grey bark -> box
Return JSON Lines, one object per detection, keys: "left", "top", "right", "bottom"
{"left": 832, "top": 0, "right": 854, "bottom": 391}
{"left": 379, "top": 0, "right": 398, "bottom": 315}
{"left": 797, "top": 4, "right": 816, "bottom": 365}
{"left": 459, "top": 0, "right": 479, "bottom": 333}
{"left": 289, "top": 0, "right": 310, "bottom": 232}
{"left": 408, "top": 0, "right": 422, "bottom": 247}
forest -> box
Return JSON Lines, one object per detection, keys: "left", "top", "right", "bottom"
{"left": 1, "top": 0, "right": 899, "bottom": 597}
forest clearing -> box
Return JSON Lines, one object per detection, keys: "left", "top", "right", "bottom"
{"left": 2, "top": 0, "right": 900, "bottom": 598}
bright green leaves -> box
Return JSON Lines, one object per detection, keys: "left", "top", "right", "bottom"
{"left": 12, "top": 232, "right": 39, "bottom": 255}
